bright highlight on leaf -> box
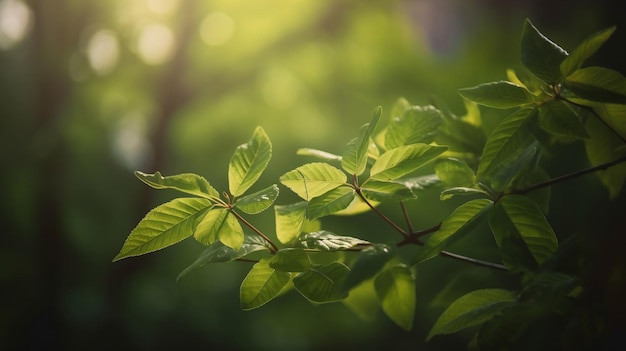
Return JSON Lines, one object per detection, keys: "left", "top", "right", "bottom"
{"left": 240, "top": 257, "right": 291, "bottom": 310}
{"left": 369, "top": 144, "right": 447, "bottom": 181}
{"left": 135, "top": 171, "right": 220, "bottom": 199}
{"left": 280, "top": 162, "right": 347, "bottom": 200}
{"left": 375, "top": 264, "right": 416, "bottom": 331}
{"left": 342, "top": 106, "right": 382, "bottom": 175}
{"left": 229, "top": 126, "right": 272, "bottom": 196}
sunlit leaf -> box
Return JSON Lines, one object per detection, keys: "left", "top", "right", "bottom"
{"left": 385, "top": 105, "right": 443, "bottom": 149}
{"left": 561, "top": 26, "right": 616, "bottom": 77}
{"left": 375, "top": 264, "right": 416, "bottom": 331}
{"left": 240, "top": 257, "right": 291, "bottom": 310}
{"left": 294, "top": 261, "right": 350, "bottom": 303}
{"left": 307, "top": 186, "right": 355, "bottom": 219}
{"left": 134, "top": 171, "right": 220, "bottom": 200}
{"left": 399, "top": 174, "right": 442, "bottom": 191}
{"left": 370, "top": 144, "right": 447, "bottom": 181}
{"left": 562, "top": 66, "right": 626, "bottom": 104}
{"left": 413, "top": 199, "right": 493, "bottom": 265}
{"left": 177, "top": 235, "right": 269, "bottom": 281}
{"left": 342, "top": 278, "right": 380, "bottom": 322}
{"left": 296, "top": 231, "right": 370, "bottom": 251}
{"left": 506, "top": 65, "right": 546, "bottom": 96}
{"left": 341, "top": 244, "right": 393, "bottom": 292}
{"left": 228, "top": 126, "right": 272, "bottom": 196}
{"left": 458, "top": 81, "right": 535, "bottom": 109}
{"left": 520, "top": 19, "right": 568, "bottom": 83}
{"left": 584, "top": 117, "right": 626, "bottom": 198}
{"left": 274, "top": 201, "right": 307, "bottom": 245}
{"left": 194, "top": 207, "right": 244, "bottom": 250}
{"left": 270, "top": 248, "right": 311, "bottom": 272}
{"left": 280, "top": 162, "right": 347, "bottom": 200}
{"left": 360, "top": 180, "right": 416, "bottom": 202}
{"left": 234, "top": 184, "right": 279, "bottom": 214}
{"left": 427, "top": 289, "right": 517, "bottom": 340}
{"left": 538, "top": 100, "right": 589, "bottom": 139}
{"left": 440, "top": 187, "right": 490, "bottom": 201}
{"left": 489, "top": 195, "right": 558, "bottom": 269}
{"left": 113, "top": 198, "right": 212, "bottom": 261}
{"left": 487, "top": 142, "right": 540, "bottom": 193}
{"left": 342, "top": 106, "right": 382, "bottom": 175}
{"left": 296, "top": 148, "right": 342, "bottom": 162}
{"left": 435, "top": 158, "right": 475, "bottom": 187}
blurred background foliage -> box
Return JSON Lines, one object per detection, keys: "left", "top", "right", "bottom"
{"left": 1, "top": 0, "right": 624, "bottom": 350}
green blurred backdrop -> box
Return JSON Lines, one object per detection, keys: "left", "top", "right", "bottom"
{"left": 1, "top": 0, "right": 624, "bottom": 350}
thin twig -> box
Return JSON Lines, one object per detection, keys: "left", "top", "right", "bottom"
{"left": 353, "top": 181, "right": 408, "bottom": 237}
{"left": 440, "top": 250, "right": 508, "bottom": 270}
{"left": 400, "top": 202, "right": 414, "bottom": 233}
{"left": 230, "top": 210, "right": 279, "bottom": 254}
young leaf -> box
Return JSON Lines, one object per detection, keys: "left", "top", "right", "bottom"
{"left": 413, "top": 199, "right": 493, "bottom": 265}
{"left": 274, "top": 201, "right": 307, "bottom": 245}
{"left": 584, "top": 117, "right": 626, "bottom": 198}
{"left": 240, "top": 257, "right": 291, "bottom": 310}
{"left": 306, "top": 186, "right": 355, "bottom": 220}
{"left": 113, "top": 198, "right": 212, "bottom": 261}
{"left": 520, "top": 19, "right": 568, "bottom": 83}
{"left": 280, "top": 162, "right": 347, "bottom": 200}
{"left": 194, "top": 208, "right": 244, "bottom": 250}
{"left": 560, "top": 26, "right": 616, "bottom": 77}
{"left": 228, "top": 126, "right": 272, "bottom": 196}
{"left": 458, "top": 81, "right": 535, "bottom": 109}
{"left": 538, "top": 100, "right": 589, "bottom": 139}
{"left": 435, "top": 158, "right": 475, "bottom": 188}
{"left": 369, "top": 144, "right": 448, "bottom": 181}
{"left": 134, "top": 171, "right": 220, "bottom": 200}
{"left": 562, "top": 66, "right": 626, "bottom": 104}
{"left": 234, "top": 184, "right": 279, "bottom": 214}
{"left": 440, "top": 187, "right": 490, "bottom": 201}
{"left": 342, "top": 106, "right": 382, "bottom": 175}
{"left": 477, "top": 108, "right": 536, "bottom": 180}
{"left": 296, "top": 148, "right": 342, "bottom": 162}
{"left": 489, "top": 195, "right": 558, "bottom": 269}
{"left": 384, "top": 105, "right": 443, "bottom": 149}
{"left": 296, "top": 231, "right": 370, "bottom": 251}
{"left": 270, "top": 248, "right": 311, "bottom": 272}
{"left": 293, "top": 261, "right": 350, "bottom": 303}
{"left": 375, "top": 264, "right": 416, "bottom": 331}
{"left": 427, "top": 289, "right": 517, "bottom": 341}
{"left": 177, "top": 235, "right": 269, "bottom": 281}
{"left": 360, "top": 180, "right": 417, "bottom": 202}
{"left": 341, "top": 244, "right": 394, "bottom": 292}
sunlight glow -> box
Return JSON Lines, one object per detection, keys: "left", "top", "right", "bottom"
{"left": 86, "top": 29, "right": 120, "bottom": 75}
{"left": 0, "top": 0, "right": 32, "bottom": 50}
{"left": 146, "top": 0, "right": 180, "bottom": 15}
{"left": 200, "top": 12, "right": 235, "bottom": 46}
{"left": 136, "top": 23, "right": 175, "bottom": 65}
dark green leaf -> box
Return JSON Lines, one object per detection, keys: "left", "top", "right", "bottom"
{"left": 234, "top": 184, "right": 279, "bottom": 214}
{"left": 435, "top": 158, "right": 475, "bottom": 187}
{"left": 134, "top": 171, "right": 220, "bottom": 200}
{"left": 270, "top": 248, "right": 311, "bottom": 272}
{"left": 341, "top": 244, "right": 394, "bottom": 292}
{"left": 562, "top": 66, "right": 626, "bottom": 104}
{"left": 520, "top": 19, "right": 568, "bottom": 83}
{"left": 584, "top": 117, "right": 626, "bottom": 198}
{"left": 113, "top": 198, "right": 212, "bottom": 261}
{"left": 240, "top": 257, "right": 291, "bottom": 310}
{"left": 370, "top": 144, "right": 447, "bottom": 181}
{"left": 294, "top": 261, "right": 350, "bottom": 303}
{"left": 427, "top": 289, "right": 517, "bottom": 340}
{"left": 360, "top": 180, "right": 416, "bottom": 202}
{"left": 538, "top": 100, "right": 589, "bottom": 139}
{"left": 385, "top": 105, "right": 443, "bottom": 149}
{"left": 560, "top": 26, "right": 616, "bottom": 77}
{"left": 296, "top": 231, "right": 370, "bottom": 251}
{"left": 375, "top": 264, "right": 416, "bottom": 331}
{"left": 280, "top": 162, "right": 347, "bottom": 200}
{"left": 274, "top": 201, "right": 307, "bottom": 245}
{"left": 458, "top": 81, "right": 535, "bottom": 109}
{"left": 342, "top": 106, "right": 382, "bottom": 175}
{"left": 307, "top": 186, "right": 355, "bottom": 219}
{"left": 228, "top": 126, "right": 272, "bottom": 196}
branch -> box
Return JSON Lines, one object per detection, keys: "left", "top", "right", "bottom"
{"left": 353, "top": 177, "right": 408, "bottom": 238}
{"left": 440, "top": 250, "right": 508, "bottom": 270}
{"left": 230, "top": 210, "right": 279, "bottom": 254}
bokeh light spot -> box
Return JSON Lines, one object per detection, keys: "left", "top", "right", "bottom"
{"left": 200, "top": 12, "right": 235, "bottom": 46}
{"left": 0, "top": 0, "right": 32, "bottom": 50}
{"left": 136, "top": 23, "right": 175, "bottom": 65}
{"left": 86, "top": 29, "right": 120, "bottom": 75}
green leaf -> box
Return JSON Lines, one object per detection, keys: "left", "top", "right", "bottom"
{"left": 294, "top": 261, "right": 350, "bottom": 303}
{"left": 520, "top": 19, "right": 568, "bottom": 83}
{"left": 375, "top": 264, "right": 416, "bottom": 331}
{"left": 413, "top": 199, "right": 493, "bottom": 265}
{"left": 307, "top": 186, "right": 355, "bottom": 219}
{"left": 584, "top": 117, "right": 626, "bottom": 198}
{"left": 435, "top": 158, "right": 475, "bottom": 187}
{"left": 177, "top": 235, "right": 269, "bottom": 281}
{"left": 538, "top": 100, "right": 589, "bottom": 139}
{"left": 194, "top": 208, "right": 244, "bottom": 250}
{"left": 228, "top": 126, "right": 272, "bottom": 196}
{"left": 270, "top": 248, "right": 311, "bottom": 272}
{"left": 592, "top": 103, "right": 626, "bottom": 139}
{"left": 296, "top": 231, "right": 370, "bottom": 251}
{"left": 427, "top": 289, "right": 516, "bottom": 341}
{"left": 458, "top": 81, "right": 535, "bottom": 109}
{"left": 370, "top": 144, "right": 448, "bottom": 181}
{"left": 489, "top": 195, "right": 558, "bottom": 269}
{"left": 399, "top": 174, "right": 442, "bottom": 191}
{"left": 560, "top": 26, "right": 616, "bottom": 77}
{"left": 234, "top": 184, "right": 279, "bottom": 214}
{"left": 487, "top": 142, "right": 540, "bottom": 193}
{"left": 342, "top": 278, "right": 380, "bottom": 322}
{"left": 440, "top": 187, "right": 490, "bottom": 201}
{"left": 562, "top": 66, "right": 626, "bottom": 104}
{"left": 385, "top": 105, "right": 443, "bottom": 149}
{"left": 280, "top": 162, "right": 347, "bottom": 200}
{"left": 240, "top": 257, "right": 291, "bottom": 310}
{"left": 134, "top": 171, "right": 220, "bottom": 200}
{"left": 296, "top": 148, "right": 342, "bottom": 162}
{"left": 507, "top": 65, "right": 547, "bottom": 96}
{"left": 342, "top": 106, "right": 382, "bottom": 175}
{"left": 274, "top": 201, "right": 307, "bottom": 245}
{"left": 360, "top": 180, "right": 416, "bottom": 202}
{"left": 113, "top": 198, "right": 212, "bottom": 261}
{"left": 341, "top": 244, "right": 394, "bottom": 292}
{"left": 478, "top": 108, "right": 536, "bottom": 180}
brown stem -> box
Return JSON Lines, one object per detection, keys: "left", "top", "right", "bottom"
{"left": 230, "top": 210, "right": 279, "bottom": 254}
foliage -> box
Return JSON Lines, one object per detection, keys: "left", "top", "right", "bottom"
{"left": 114, "top": 19, "right": 626, "bottom": 348}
